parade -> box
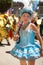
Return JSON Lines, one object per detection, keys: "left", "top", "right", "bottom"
{"left": 0, "top": 0, "right": 43, "bottom": 65}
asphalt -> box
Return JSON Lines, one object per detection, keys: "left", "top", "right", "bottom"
{"left": 0, "top": 38, "right": 43, "bottom": 65}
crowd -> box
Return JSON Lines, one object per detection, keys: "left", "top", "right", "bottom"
{"left": 0, "top": 7, "right": 43, "bottom": 65}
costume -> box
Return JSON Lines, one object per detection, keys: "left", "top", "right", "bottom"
{"left": 0, "top": 16, "right": 8, "bottom": 45}
{"left": 10, "top": 8, "right": 41, "bottom": 60}
{"left": 10, "top": 28, "right": 41, "bottom": 60}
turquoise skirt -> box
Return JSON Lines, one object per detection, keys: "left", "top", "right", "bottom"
{"left": 10, "top": 41, "right": 41, "bottom": 60}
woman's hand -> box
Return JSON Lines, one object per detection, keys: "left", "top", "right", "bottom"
{"left": 13, "top": 34, "right": 19, "bottom": 41}
{"left": 41, "top": 50, "right": 43, "bottom": 57}
{"left": 41, "top": 51, "right": 43, "bottom": 57}
{"left": 41, "top": 41, "right": 43, "bottom": 57}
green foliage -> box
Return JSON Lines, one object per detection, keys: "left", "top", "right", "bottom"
{"left": 0, "top": 0, "right": 12, "bottom": 13}
{"left": 0, "top": 0, "right": 12, "bottom": 3}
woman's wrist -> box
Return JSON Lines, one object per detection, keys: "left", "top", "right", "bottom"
{"left": 41, "top": 43, "right": 43, "bottom": 51}
{"left": 41, "top": 49, "right": 43, "bottom": 51}
{"left": 41, "top": 47, "right": 43, "bottom": 51}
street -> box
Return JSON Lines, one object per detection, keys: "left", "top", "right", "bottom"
{"left": 0, "top": 38, "right": 43, "bottom": 65}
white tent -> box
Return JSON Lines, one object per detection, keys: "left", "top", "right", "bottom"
{"left": 13, "top": 0, "right": 40, "bottom": 12}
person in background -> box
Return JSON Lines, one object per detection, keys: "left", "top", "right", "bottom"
{"left": 10, "top": 8, "right": 43, "bottom": 65}
{"left": 40, "top": 20, "right": 43, "bottom": 40}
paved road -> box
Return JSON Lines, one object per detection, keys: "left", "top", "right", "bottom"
{"left": 0, "top": 38, "right": 43, "bottom": 65}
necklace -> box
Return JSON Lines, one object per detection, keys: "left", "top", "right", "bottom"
{"left": 21, "top": 22, "right": 30, "bottom": 30}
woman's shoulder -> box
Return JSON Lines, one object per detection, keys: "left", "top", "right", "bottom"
{"left": 29, "top": 23, "right": 38, "bottom": 32}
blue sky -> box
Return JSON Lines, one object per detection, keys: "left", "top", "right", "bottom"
{"left": 13, "top": 0, "right": 43, "bottom": 2}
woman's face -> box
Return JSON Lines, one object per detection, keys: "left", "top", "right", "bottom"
{"left": 20, "top": 13, "right": 31, "bottom": 24}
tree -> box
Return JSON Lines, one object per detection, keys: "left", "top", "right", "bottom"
{"left": 0, "top": 0, "right": 12, "bottom": 13}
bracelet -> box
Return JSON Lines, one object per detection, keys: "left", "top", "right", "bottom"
{"left": 41, "top": 50, "right": 43, "bottom": 51}
{"left": 41, "top": 49, "right": 43, "bottom": 51}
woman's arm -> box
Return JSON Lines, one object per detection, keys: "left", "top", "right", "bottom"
{"left": 30, "top": 23, "right": 43, "bottom": 50}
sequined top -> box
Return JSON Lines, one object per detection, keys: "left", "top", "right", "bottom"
{"left": 17, "top": 29, "right": 35, "bottom": 47}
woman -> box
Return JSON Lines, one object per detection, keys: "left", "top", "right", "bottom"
{"left": 10, "top": 8, "right": 43, "bottom": 65}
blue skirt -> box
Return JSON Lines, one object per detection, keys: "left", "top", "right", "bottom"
{"left": 10, "top": 41, "right": 41, "bottom": 60}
